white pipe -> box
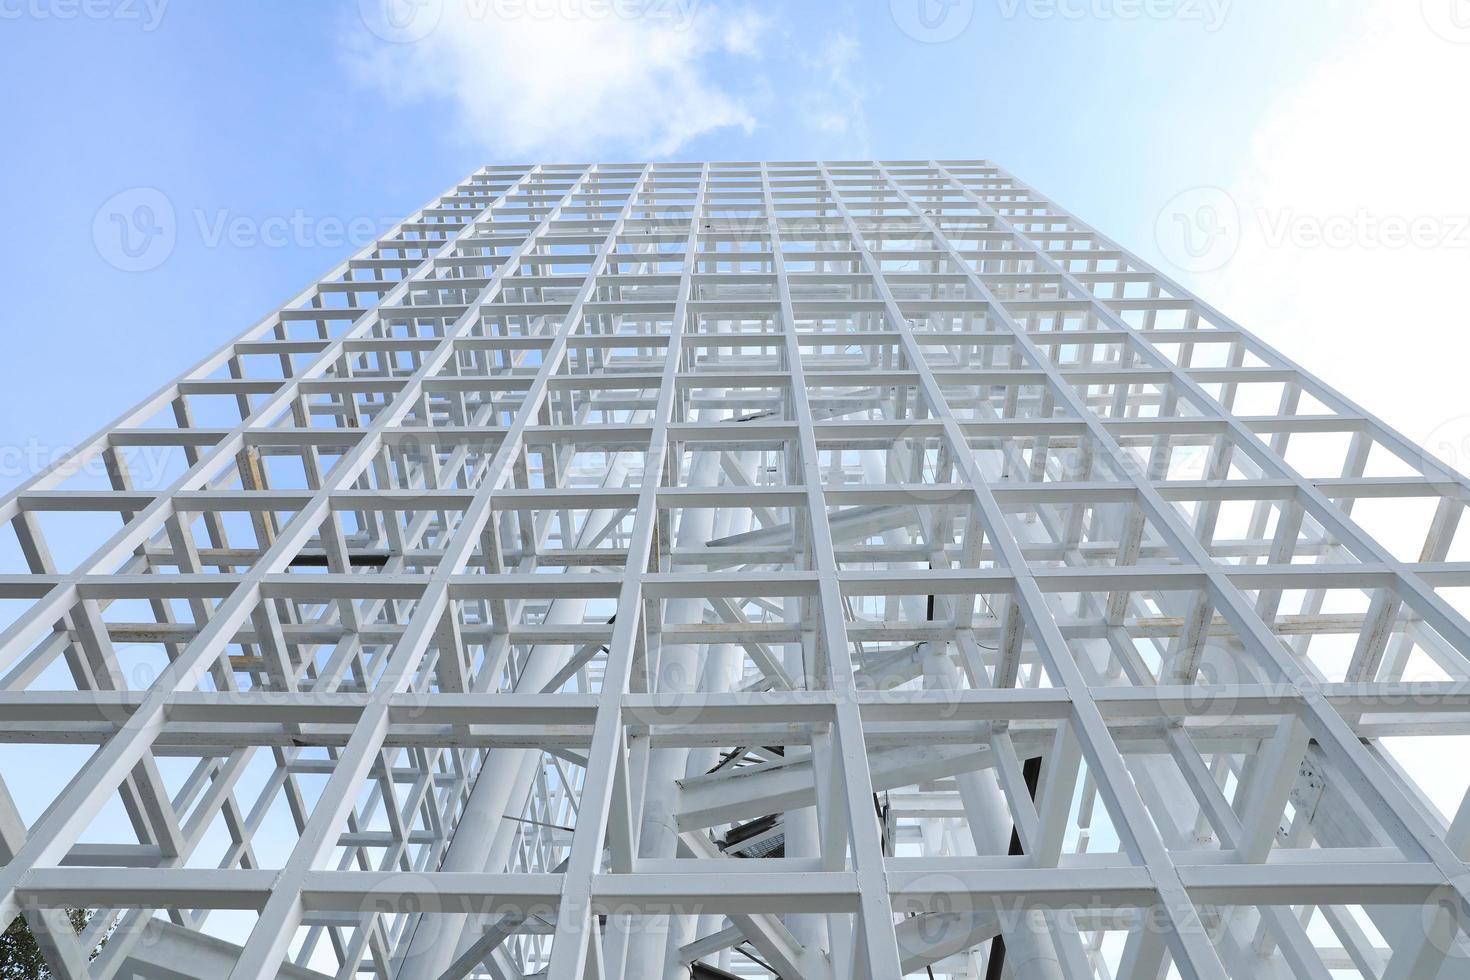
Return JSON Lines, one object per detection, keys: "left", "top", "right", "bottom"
{"left": 398, "top": 458, "right": 631, "bottom": 979}
{"left": 621, "top": 420, "right": 725, "bottom": 980}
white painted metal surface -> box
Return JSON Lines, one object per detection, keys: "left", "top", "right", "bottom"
{"left": 2, "top": 161, "right": 1470, "bottom": 979}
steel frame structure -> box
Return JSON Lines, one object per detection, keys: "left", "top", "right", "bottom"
{"left": 2, "top": 160, "right": 1470, "bottom": 979}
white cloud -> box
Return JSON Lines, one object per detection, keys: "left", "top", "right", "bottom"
{"left": 1162, "top": 1, "right": 1470, "bottom": 470}
{"left": 797, "top": 31, "right": 871, "bottom": 151}
{"left": 720, "top": 6, "right": 770, "bottom": 56}
{"left": 344, "top": 0, "right": 770, "bottom": 159}
{"left": 1131, "top": 3, "right": 1470, "bottom": 840}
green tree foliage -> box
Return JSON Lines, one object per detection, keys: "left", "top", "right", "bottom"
{"left": 0, "top": 911, "right": 95, "bottom": 979}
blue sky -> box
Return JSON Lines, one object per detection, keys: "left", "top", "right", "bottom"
{"left": 1, "top": 0, "right": 1468, "bottom": 493}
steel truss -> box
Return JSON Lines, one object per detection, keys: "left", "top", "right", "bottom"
{"left": 3, "top": 160, "right": 1470, "bottom": 979}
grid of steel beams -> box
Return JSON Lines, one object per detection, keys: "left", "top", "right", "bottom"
{"left": 4, "top": 160, "right": 1470, "bottom": 979}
